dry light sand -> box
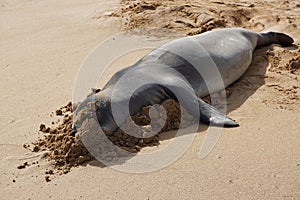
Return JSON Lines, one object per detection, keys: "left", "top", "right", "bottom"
{"left": 0, "top": 0, "right": 299, "bottom": 199}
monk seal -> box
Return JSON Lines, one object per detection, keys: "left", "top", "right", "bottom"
{"left": 74, "top": 28, "right": 294, "bottom": 133}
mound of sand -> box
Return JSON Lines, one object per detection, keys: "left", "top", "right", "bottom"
{"left": 27, "top": 98, "right": 195, "bottom": 180}
{"left": 114, "top": 0, "right": 299, "bottom": 35}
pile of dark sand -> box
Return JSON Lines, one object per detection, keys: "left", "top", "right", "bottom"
{"left": 32, "top": 102, "right": 93, "bottom": 177}
{"left": 24, "top": 99, "right": 191, "bottom": 181}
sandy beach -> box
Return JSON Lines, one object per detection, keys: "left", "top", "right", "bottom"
{"left": 0, "top": 0, "right": 299, "bottom": 199}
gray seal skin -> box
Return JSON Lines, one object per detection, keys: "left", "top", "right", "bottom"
{"left": 75, "top": 28, "right": 294, "bottom": 132}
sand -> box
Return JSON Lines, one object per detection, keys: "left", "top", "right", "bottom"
{"left": 0, "top": 0, "right": 299, "bottom": 199}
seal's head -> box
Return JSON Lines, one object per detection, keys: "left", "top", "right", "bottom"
{"left": 73, "top": 89, "right": 118, "bottom": 134}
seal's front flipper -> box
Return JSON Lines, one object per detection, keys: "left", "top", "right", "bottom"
{"left": 198, "top": 98, "right": 239, "bottom": 127}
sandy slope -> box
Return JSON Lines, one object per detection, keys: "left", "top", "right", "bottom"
{"left": 0, "top": 0, "right": 299, "bottom": 199}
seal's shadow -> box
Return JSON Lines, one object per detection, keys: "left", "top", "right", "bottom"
{"left": 86, "top": 44, "right": 295, "bottom": 169}
{"left": 225, "top": 44, "right": 297, "bottom": 113}
{"left": 225, "top": 46, "right": 271, "bottom": 113}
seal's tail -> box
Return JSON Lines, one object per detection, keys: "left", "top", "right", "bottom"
{"left": 257, "top": 31, "right": 294, "bottom": 47}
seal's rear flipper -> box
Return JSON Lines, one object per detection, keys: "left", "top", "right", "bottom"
{"left": 198, "top": 98, "right": 239, "bottom": 127}
{"left": 258, "top": 32, "right": 294, "bottom": 47}
{"left": 273, "top": 32, "right": 294, "bottom": 46}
